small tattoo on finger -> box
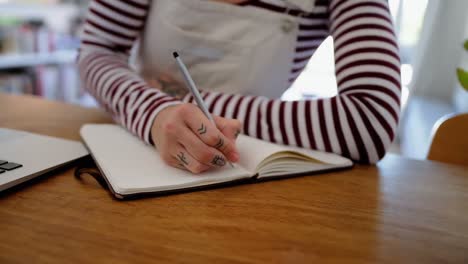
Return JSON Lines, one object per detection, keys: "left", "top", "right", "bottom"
{"left": 214, "top": 136, "right": 224, "bottom": 149}
{"left": 211, "top": 155, "right": 226, "bottom": 167}
{"left": 176, "top": 152, "right": 189, "bottom": 165}
{"left": 197, "top": 123, "right": 207, "bottom": 135}
{"left": 177, "top": 162, "right": 186, "bottom": 168}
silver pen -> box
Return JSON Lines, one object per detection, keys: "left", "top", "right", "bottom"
{"left": 173, "top": 52, "right": 234, "bottom": 168}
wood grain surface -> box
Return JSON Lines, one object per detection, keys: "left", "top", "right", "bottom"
{"left": 1, "top": 93, "right": 468, "bottom": 264}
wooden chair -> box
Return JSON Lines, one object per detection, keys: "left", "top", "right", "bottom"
{"left": 427, "top": 113, "right": 468, "bottom": 166}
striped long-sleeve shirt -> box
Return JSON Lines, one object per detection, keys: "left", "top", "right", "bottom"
{"left": 78, "top": 0, "right": 401, "bottom": 164}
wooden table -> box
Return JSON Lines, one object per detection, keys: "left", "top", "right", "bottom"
{"left": 1, "top": 93, "right": 468, "bottom": 264}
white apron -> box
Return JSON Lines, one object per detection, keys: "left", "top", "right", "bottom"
{"left": 137, "top": 0, "right": 315, "bottom": 99}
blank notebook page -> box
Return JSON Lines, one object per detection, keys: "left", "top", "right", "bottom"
{"left": 80, "top": 125, "right": 250, "bottom": 194}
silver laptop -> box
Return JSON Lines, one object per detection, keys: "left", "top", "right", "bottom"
{"left": 0, "top": 128, "right": 88, "bottom": 192}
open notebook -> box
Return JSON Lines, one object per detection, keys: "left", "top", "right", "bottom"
{"left": 80, "top": 124, "right": 353, "bottom": 199}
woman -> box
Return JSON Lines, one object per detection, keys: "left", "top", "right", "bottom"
{"left": 78, "top": 0, "right": 401, "bottom": 173}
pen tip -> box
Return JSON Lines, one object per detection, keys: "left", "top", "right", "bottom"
{"left": 173, "top": 52, "right": 179, "bottom": 58}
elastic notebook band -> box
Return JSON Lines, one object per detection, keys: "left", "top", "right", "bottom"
{"left": 74, "top": 165, "right": 109, "bottom": 190}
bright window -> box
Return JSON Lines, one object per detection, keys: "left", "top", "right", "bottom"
{"left": 283, "top": 0, "right": 429, "bottom": 108}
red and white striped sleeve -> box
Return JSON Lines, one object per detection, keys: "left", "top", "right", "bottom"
{"left": 77, "top": 0, "right": 181, "bottom": 144}
{"left": 183, "top": 0, "right": 401, "bottom": 163}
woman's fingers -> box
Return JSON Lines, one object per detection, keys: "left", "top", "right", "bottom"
{"left": 152, "top": 103, "right": 242, "bottom": 173}
{"left": 171, "top": 144, "right": 211, "bottom": 174}
{"left": 213, "top": 116, "right": 242, "bottom": 141}
{"left": 177, "top": 128, "right": 228, "bottom": 167}
{"left": 181, "top": 106, "right": 239, "bottom": 162}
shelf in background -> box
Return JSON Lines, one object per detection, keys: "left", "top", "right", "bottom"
{"left": 0, "top": 50, "right": 78, "bottom": 70}
{"left": 0, "top": 3, "right": 79, "bottom": 19}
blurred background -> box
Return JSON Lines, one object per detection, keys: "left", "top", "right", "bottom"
{"left": 1, "top": 0, "right": 467, "bottom": 160}
{"left": 0, "top": 0, "right": 86, "bottom": 101}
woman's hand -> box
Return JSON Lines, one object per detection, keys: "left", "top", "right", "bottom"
{"left": 151, "top": 103, "right": 242, "bottom": 173}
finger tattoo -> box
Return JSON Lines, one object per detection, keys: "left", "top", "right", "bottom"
{"left": 211, "top": 155, "right": 226, "bottom": 167}
{"left": 176, "top": 152, "right": 189, "bottom": 165}
{"left": 197, "top": 123, "right": 207, "bottom": 135}
{"left": 214, "top": 136, "right": 224, "bottom": 149}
